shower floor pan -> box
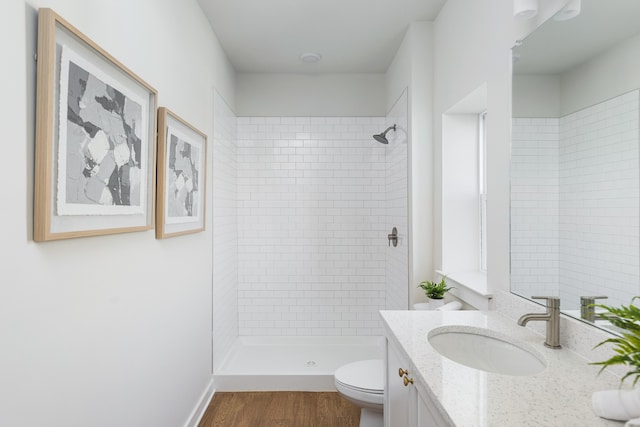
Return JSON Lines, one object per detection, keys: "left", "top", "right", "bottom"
{"left": 214, "top": 336, "right": 385, "bottom": 391}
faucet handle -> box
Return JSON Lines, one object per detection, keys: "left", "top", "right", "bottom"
{"left": 580, "top": 296, "right": 607, "bottom": 305}
{"left": 580, "top": 296, "right": 607, "bottom": 322}
{"left": 531, "top": 296, "right": 560, "bottom": 308}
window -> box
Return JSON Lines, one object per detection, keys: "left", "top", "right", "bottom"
{"left": 440, "top": 84, "right": 488, "bottom": 297}
{"left": 441, "top": 83, "right": 487, "bottom": 277}
{"left": 478, "top": 112, "right": 487, "bottom": 271}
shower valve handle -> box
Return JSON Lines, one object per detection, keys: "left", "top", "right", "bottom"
{"left": 388, "top": 227, "right": 398, "bottom": 247}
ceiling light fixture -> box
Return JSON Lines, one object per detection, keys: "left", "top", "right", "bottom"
{"left": 513, "top": 0, "right": 538, "bottom": 19}
{"left": 553, "top": 0, "right": 581, "bottom": 21}
{"left": 300, "top": 52, "right": 322, "bottom": 63}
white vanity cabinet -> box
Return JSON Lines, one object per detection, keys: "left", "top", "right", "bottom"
{"left": 385, "top": 339, "right": 449, "bottom": 427}
{"left": 385, "top": 339, "right": 417, "bottom": 426}
{"left": 381, "top": 310, "right": 626, "bottom": 426}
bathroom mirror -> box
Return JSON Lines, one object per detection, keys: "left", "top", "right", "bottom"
{"left": 511, "top": 0, "right": 640, "bottom": 331}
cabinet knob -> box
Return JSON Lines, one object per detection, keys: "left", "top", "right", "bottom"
{"left": 403, "top": 376, "right": 414, "bottom": 386}
{"left": 398, "top": 368, "right": 408, "bottom": 377}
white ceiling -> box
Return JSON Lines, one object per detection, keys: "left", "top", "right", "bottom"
{"left": 197, "top": 0, "right": 447, "bottom": 74}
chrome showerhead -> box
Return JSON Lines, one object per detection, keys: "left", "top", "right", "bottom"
{"left": 372, "top": 124, "right": 396, "bottom": 144}
{"left": 373, "top": 134, "right": 389, "bottom": 144}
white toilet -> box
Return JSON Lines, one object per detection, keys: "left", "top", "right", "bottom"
{"left": 334, "top": 359, "right": 384, "bottom": 427}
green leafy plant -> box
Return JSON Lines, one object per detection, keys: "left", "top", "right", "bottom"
{"left": 592, "top": 296, "right": 640, "bottom": 386}
{"left": 418, "top": 276, "right": 453, "bottom": 300}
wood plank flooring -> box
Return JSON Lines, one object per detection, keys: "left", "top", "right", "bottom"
{"left": 198, "top": 392, "right": 361, "bottom": 427}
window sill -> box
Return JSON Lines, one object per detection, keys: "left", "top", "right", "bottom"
{"left": 435, "top": 270, "right": 492, "bottom": 310}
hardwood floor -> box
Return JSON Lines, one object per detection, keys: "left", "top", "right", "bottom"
{"left": 198, "top": 392, "right": 361, "bottom": 427}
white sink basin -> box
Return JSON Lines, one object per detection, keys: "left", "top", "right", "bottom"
{"left": 427, "top": 325, "right": 546, "bottom": 376}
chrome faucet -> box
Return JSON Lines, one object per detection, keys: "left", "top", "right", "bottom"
{"left": 580, "top": 296, "right": 607, "bottom": 322}
{"left": 517, "top": 296, "right": 561, "bottom": 349}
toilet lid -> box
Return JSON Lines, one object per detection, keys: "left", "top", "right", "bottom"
{"left": 334, "top": 359, "right": 383, "bottom": 393}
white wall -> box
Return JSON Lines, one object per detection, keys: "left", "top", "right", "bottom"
{"left": 432, "top": 0, "right": 570, "bottom": 295}
{"left": 514, "top": 32, "right": 640, "bottom": 119}
{"left": 560, "top": 33, "right": 640, "bottom": 116}
{"left": 385, "top": 22, "right": 434, "bottom": 305}
{"left": 512, "top": 74, "right": 561, "bottom": 118}
{"left": 212, "top": 92, "right": 239, "bottom": 371}
{"left": 235, "top": 73, "right": 386, "bottom": 117}
{"left": 1, "top": 1, "right": 235, "bottom": 426}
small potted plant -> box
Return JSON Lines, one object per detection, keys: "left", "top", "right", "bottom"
{"left": 590, "top": 296, "right": 640, "bottom": 421}
{"left": 414, "top": 276, "right": 454, "bottom": 310}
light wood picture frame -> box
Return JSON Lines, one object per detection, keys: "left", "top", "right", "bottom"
{"left": 34, "top": 8, "right": 158, "bottom": 241}
{"left": 156, "top": 108, "right": 207, "bottom": 239}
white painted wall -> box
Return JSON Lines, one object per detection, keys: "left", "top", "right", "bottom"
{"left": 514, "top": 32, "right": 640, "bottom": 119}
{"left": 512, "top": 74, "right": 561, "bottom": 118}
{"left": 432, "top": 0, "right": 570, "bottom": 295}
{"left": 560, "top": 33, "right": 640, "bottom": 116}
{"left": 212, "top": 91, "right": 239, "bottom": 371}
{"left": 1, "top": 1, "right": 234, "bottom": 426}
{"left": 235, "top": 73, "right": 386, "bottom": 117}
{"left": 385, "top": 22, "right": 434, "bottom": 305}
{"left": 385, "top": 26, "right": 412, "bottom": 114}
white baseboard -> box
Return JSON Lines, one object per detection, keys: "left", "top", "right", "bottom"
{"left": 183, "top": 376, "right": 216, "bottom": 427}
{"left": 215, "top": 373, "right": 337, "bottom": 391}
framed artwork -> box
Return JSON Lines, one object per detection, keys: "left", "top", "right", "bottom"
{"left": 156, "top": 108, "right": 207, "bottom": 239}
{"left": 34, "top": 8, "right": 157, "bottom": 241}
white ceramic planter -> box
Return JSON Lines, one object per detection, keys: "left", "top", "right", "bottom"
{"left": 413, "top": 299, "right": 445, "bottom": 311}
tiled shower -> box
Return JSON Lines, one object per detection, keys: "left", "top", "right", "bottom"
{"left": 236, "top": 116, "right": 388, "bottom": 337}
{"left": 212, "top": 91, "right": 409, "bottom": 370}
{"left": 511, "top": 89, "right": 639, "bottom": 310}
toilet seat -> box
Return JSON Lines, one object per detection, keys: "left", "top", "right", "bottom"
{"left": 334, "top": 359, "right": 384, "bottom": 405}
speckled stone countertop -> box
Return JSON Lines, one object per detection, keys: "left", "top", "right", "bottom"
{"left": 380, "top": 310, "right": 626, "bottom": 427}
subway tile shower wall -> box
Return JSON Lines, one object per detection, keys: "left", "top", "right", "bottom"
{"left": 511, "top": 117, "right": 560, "bottom": 299}
{"left": 237, "top": 117, "right": 388, "bottom": 336}
{"left": 511, "top": 90, "right": 640, "bottom": 310}
{"left": 558, "top": 90, "right": 639, "bottom": 309}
